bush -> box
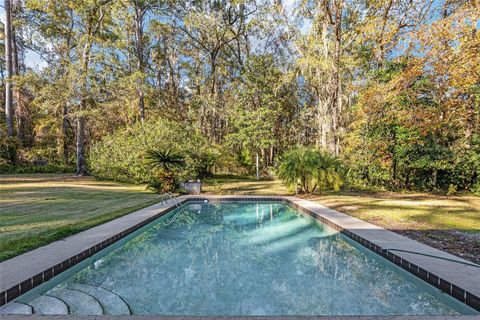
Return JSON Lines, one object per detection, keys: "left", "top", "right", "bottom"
{"left": 0, "top": 163, "right": 75, "bottom": 174}
{"left": 0, "top": 137, "right": 18, "bottom": 164}
{"left": 145, "top": 148, "right": 186, "bottom": 192}
{"left": 212, "top": 146, "right": 255, "bottom": 176}
{"left": 88, "top": 118, "right": 219, "bottom": 184}
{"left": 278, "top": 147, "right": 344, "bottom": 193}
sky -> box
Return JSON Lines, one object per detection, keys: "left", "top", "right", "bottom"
{"left": 1, "top": 0, "right": 455, "bottom": 71}
{"left": 1, "top": 5, "right": 47, "bottom": 70}
{"left": 1, "top": 0, "right": 301, "bottom": 71}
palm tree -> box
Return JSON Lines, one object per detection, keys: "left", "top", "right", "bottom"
{"left": 146, "top": 148, "right": 186, "bottom": 192}
{"left": 278, "top": 147, "right": 343, "bottom": 193}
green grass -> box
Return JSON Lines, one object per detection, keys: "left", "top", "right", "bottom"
{"left": 204, "top": 176, "right": 479, "bottom": 231}
{"left": 204, "top": 176, "right": 480, "bottom": 263}
{"left": 0, "top": 174, "right": 160, "bottom": 261}
{"left": 203, "top": 176, "right": 291, "bottom": 195}
{"left": 2, "top": 174, "right": 478, "bottom": 264}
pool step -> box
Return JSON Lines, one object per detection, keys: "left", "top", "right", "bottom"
{"left": 47, "top": 288, "right": 103, "bottom": 315}
{"left": 2, "top": 284, "right": 131, "bottom": 316}
{"left": 28, "top": 295, "right": 69, "bottom": 315}
{"left": 0, "top": 302, "right": 33, "bottom": 315}
{"left": 69, "top": 283, "right": 131, "bottom": 315}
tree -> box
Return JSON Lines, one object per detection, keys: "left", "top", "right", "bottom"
{"left": 146, "top": 148, "right": 186, "bottom": 191}
{"left": 74, "top": 0, "right": 114, "bottom": 175}
{"left": 4, "top": 0, "right": 14, "bottom": 138}
{"left": 345, "top": 1, "right": 480, "bottom": 190}
{"left": 226, "top": 55, "right": 284, "bottom": 178}
{"left": 278, "top": 147, "right": 343, "bottom": 193}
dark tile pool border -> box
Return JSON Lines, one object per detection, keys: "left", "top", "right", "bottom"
{"left": 1, "top": 196, "right": 479, "bottom": 313}
{"left": 285, "top": 200, "right": 480, "bottom": 312}
{"left": 0, "top": 199, "right": 186, "bottom": 306}
{"left": 1, "top": 315, "right": 480, "bottom": 320}
{"left": 1, "top": 197, "right": 286, "bottom": 304}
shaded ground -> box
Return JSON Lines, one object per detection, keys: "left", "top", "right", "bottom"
{"left": 0, "top": 174, "right": 160, "bottom": 261}
{"left": 204, "top": 176, "right": 480, "bottom": 264}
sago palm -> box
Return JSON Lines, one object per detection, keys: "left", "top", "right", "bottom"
{"left": 146, "top": 148, "right": 186, "bottom": 192}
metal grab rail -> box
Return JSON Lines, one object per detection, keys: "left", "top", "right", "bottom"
{"left": 160, "top": 192, "right": 181, "bottom": 208}
{"left": 160, "top": 193, "right": 184, "bottom": 225}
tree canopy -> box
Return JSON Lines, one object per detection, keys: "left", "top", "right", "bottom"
{"left": 1, "top": 0, "right": 478, "bottom": 192}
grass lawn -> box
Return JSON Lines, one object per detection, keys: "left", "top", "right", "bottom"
{"left": 0, "top": 174, "right": 160, "bottom": 262}
{"left": 1, "top": 174, "right": 478, "bottom": 264}
{"left": 204, "top": 176, "right": 480, "bottom": 264}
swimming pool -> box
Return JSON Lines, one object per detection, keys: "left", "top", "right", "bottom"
{"left": 7, "top": 201, "right": 479, "bottom": 315}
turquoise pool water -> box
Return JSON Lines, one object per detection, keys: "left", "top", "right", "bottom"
{"left": 16, "top": 201, "right": 477, "bottom": 315}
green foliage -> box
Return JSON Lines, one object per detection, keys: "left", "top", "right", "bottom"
{"left": 146, "top": 148, "right": 187, "bottom": 193}
{"left": 0, "top": 137, "right": 18, "bottom": 164}
{"left": 146, "top": 149, "right": 186, "bottom": 172}
{"left": 146, "top": 179, "right": 166, "bottom": 194}
{"left": 6, "top": 0, "right": 478, "bottom": 195}
{"left": 346, "top": 57, "right": 480, "bottom": 192}
{"left": 213, "top": 147, "right": 254, "bottom": 176}
{"left": 278, "top": 147, "right": 343, "bottom": 194}
{"left": 0, "top": 164, "right": 75, "bottom": 174}
{"left": 447, "top": 184, "right": 457, "bottom": 196}
{"left": 88, "top": 118, "right": 219, "bottom": 184}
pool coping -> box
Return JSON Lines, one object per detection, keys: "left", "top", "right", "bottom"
{"left": 1, "top": 316, "right": 480, "bottom": 320}
{"left": 0, "top": 195, "right": 479, "bottom": 314}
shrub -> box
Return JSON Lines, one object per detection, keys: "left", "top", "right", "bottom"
{"left": 0, "top": 163, "right": 75, "bottom": 174}
{"left": 0, "top": 137, "right": 18, "bottom": 164}
{"left": 88, "top": 118, "right": 218, "bottom": 185}
{"left": 278, "top": 147, "right": 344, "bottom": 193}
{"left": 146, "top": 148, "right": 186, "bottom": 192}
{"left": 446, "top": 184, "right": 457, "bottom": 196}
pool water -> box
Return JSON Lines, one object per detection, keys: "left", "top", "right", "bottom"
{"left": 16, "top": 201, "right": 477, "bottom": 315}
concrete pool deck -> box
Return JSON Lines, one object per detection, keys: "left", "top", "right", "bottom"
{"left": 0, "top": 195, "right": 479, "bottom": 316}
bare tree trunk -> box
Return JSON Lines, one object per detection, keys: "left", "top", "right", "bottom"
{"left": 11, "top": 16, "right": 27, "bottom": 147}
{"left": 269, "top": 146, "right": 274, "bottom": 166}
{"left": 317, "top": 21, "right": 330, "bottom": 151}
{"left": 332, "top": 0, "right": 343, "bottom": 155}
{"left": 4, "top": 0, "right": 14, "bottom": 138}
{"left": 432, "top": 168, "right": 438, "bottom": 190}
{"left": 256, "top": 152, "right": 259, "bottom": 180}
{"left": 134, "top": 2, "right": 145, "bottom": 122}
{"left": 58, "top": 105, "right": 70, "bottom": 164}
{"left": 76, "top": 42, "right": 91, "bottom": 176}
{"left": 76, "top": 115, "right": 87, "bottom": 175}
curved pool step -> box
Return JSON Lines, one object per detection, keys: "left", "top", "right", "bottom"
{"left": 28, "top": 295, "right": 69, "bottom": 315}
{"left": 47, "top": 288, "right": 103, "bottom": 315}
{"left": 0, "top": 302, "right": 33, "bottom": 315}
{"left": 69, "top": 283, "right": 131, "bottom": 315}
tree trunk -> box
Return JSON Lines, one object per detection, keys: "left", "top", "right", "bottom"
{"left": 4, "top": 0, "right": 14, "bottom": 138}
{"left": 76, "top": 116, "right": 87, "bottom": 175}
{"left": 392, "top": 157, "right": 398, "bottom": 187}
{"left": 11, "top": 18, "right": 28, "bottom": 147}
{"left": 269, "top": 146, "right": 274, "bottom": 166}
{"left": 76, "top": 41, "right": 92, "bottom": 176}
{"left": 255, "top": 152, "right": 259, "bottom": 180}
{"left": 134, "top": 3, "right": 145, "bottom": 122}
{"left": 332, "top": 0, "right": 343, "bottom": 156}
{"left": 432, "top": 169, "right": 438, "bottom": 190}
{"left": 58, "top": 105, "right": 70, "bottom": 164}
{"left": 404, "top": 168, "right": 411, "bottom": 189}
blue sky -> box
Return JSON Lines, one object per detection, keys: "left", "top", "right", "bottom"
{"left": 1, "top": 6, "right": 47, "bottom": 70}
{"left": 3, "top": 0, "right": 470, "bottom": 71}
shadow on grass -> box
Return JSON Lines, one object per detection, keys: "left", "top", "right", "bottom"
{"left": 395, "top": 229, "right": 480, "bottom": 265}
{"left": 0, "top": 200, "right": 160, "bottom": 262}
